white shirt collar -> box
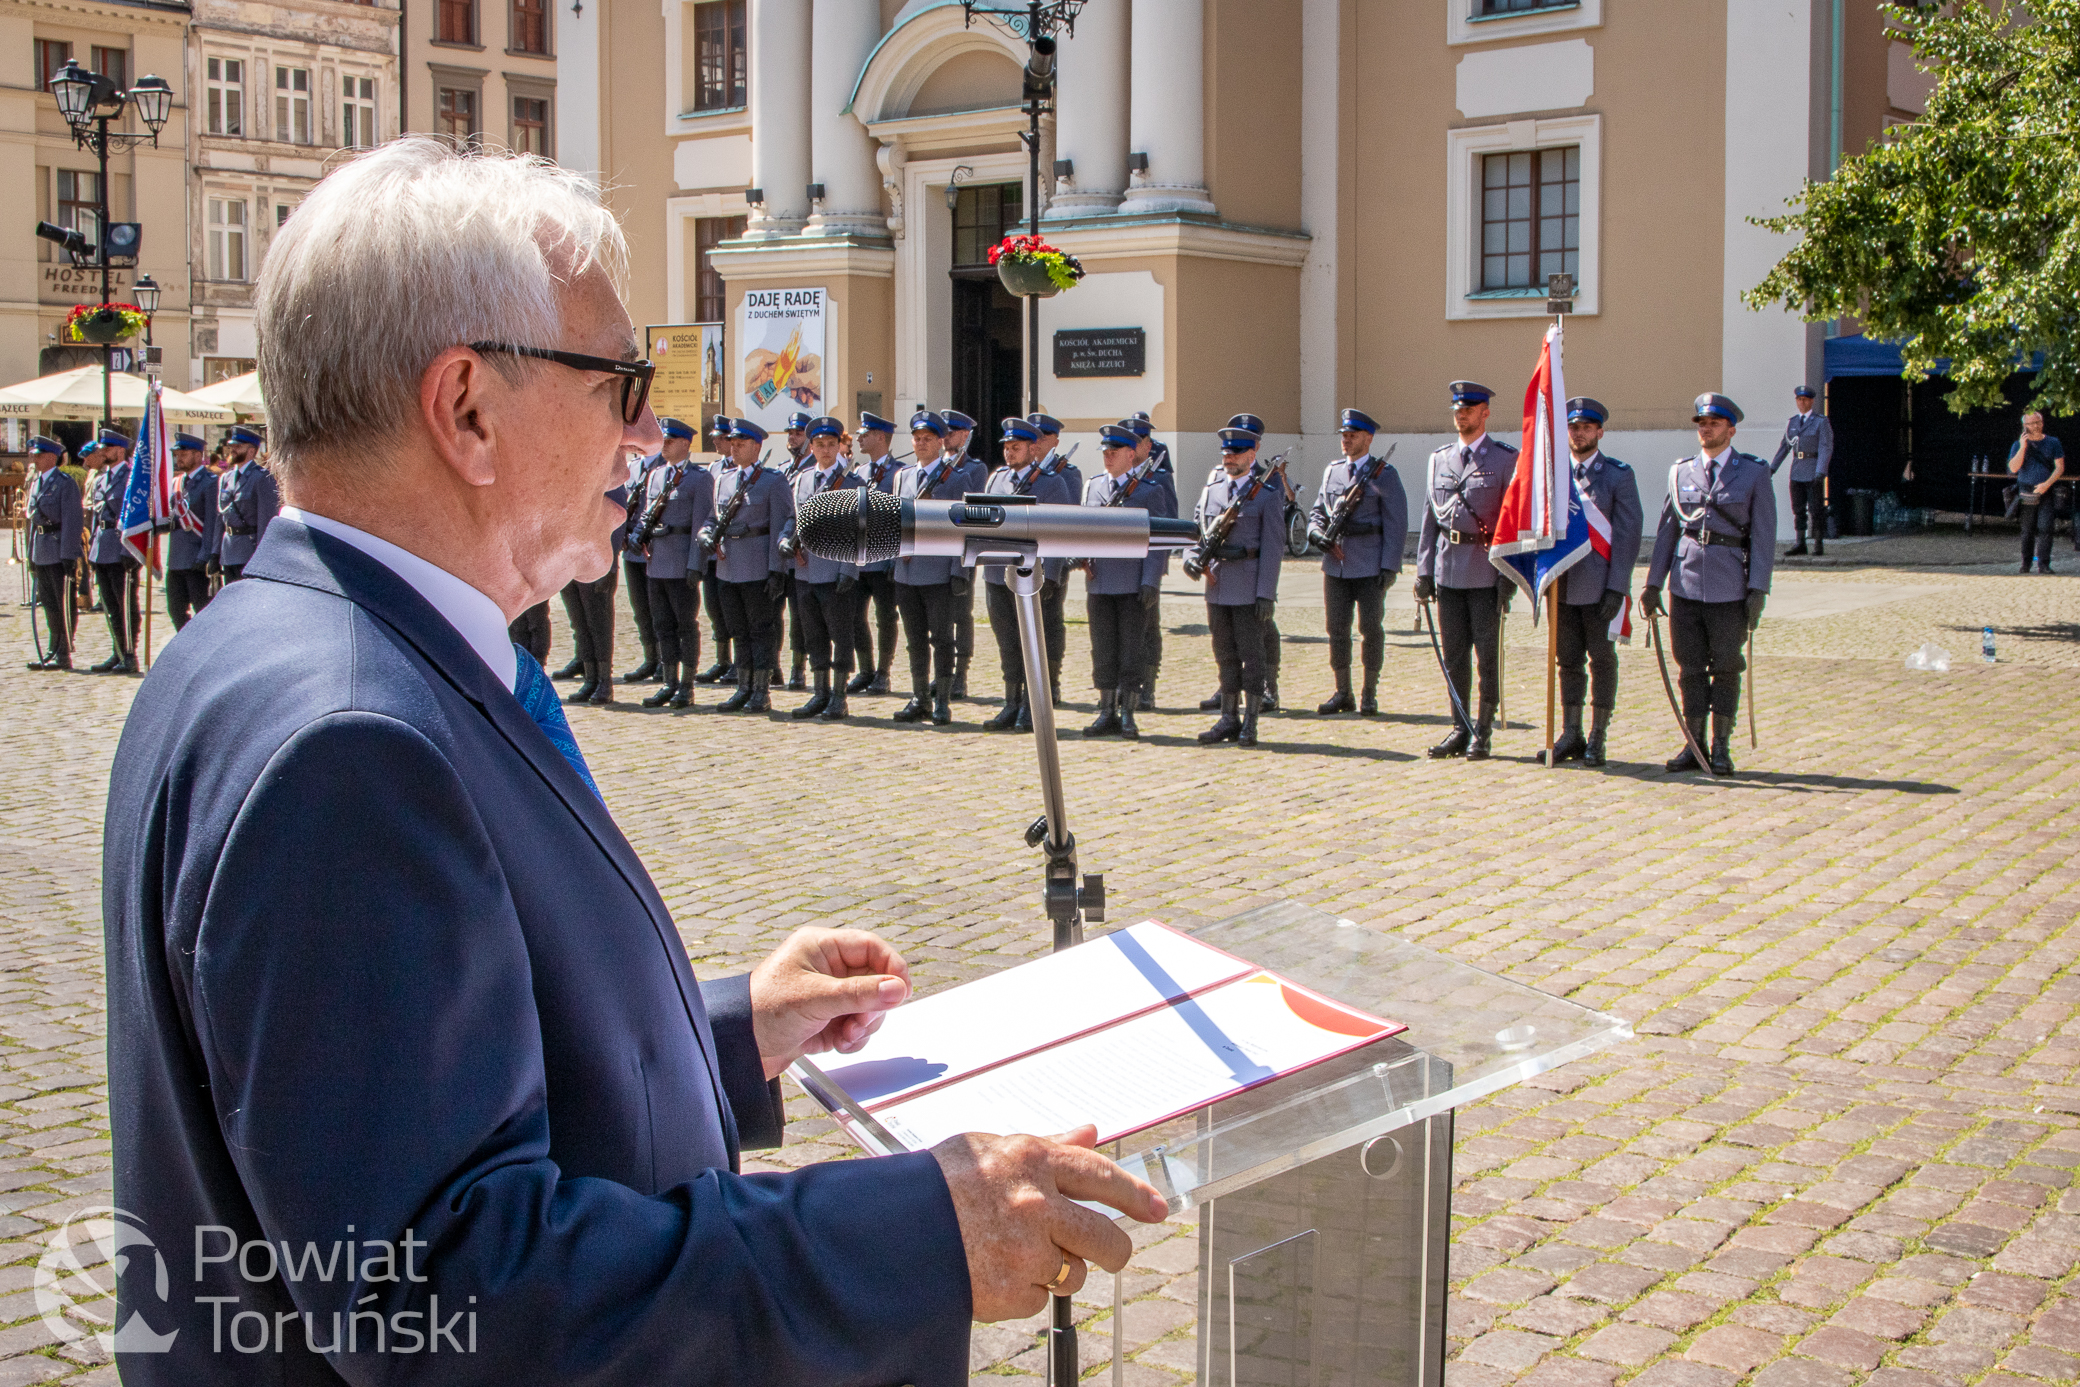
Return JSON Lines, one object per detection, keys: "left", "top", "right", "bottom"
{"left": 281, "top": 507, "right": 518, "bottom": 693}
{"left": 1458, "top": 433, "right": 1487, "bottom": 454}
{"left": 1698, "top": 446, "right": 1734, "bottom": 468}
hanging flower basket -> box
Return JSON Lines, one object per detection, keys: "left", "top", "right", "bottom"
{"left": 66, "top": 303, "right": 148, "bottom": 345}
{"left": 989, "top": 235, "right": 1084, "bottom": 298}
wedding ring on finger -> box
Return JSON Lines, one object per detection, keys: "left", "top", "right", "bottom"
{"left": 1043, "top": 1251, "right": 1073, "bottom": 1295}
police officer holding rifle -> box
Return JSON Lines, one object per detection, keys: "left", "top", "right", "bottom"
{"left": 780, "top": 415, "right": 864, "bottom": 721}
{"left": 1186, "top": 425, "right": 1285, "bottom": 746}
{"left": 1307, "top": 408, "right": 1406, "bottom": 716}
{"left": 702, "top": 420, "right": 793, "bottom": 713}
{"left": 891, "top": 409, "right": 982, "bottom": 725}
{"left": 630, "top": 417, "right": 716, "bottom": 709}
{"left": 1081, "top": 421, "right": 1176, "bottom": 739}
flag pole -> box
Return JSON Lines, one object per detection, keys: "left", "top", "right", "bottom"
{"left": 1544, "top": 589, "right": 1557, "bottom": 768}
{"left": 142, "top": 532, "right": 155, "bottom": 670}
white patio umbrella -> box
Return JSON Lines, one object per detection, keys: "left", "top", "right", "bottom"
{"left": 186, "top": 370, "right": 265, "bottom": 419}
{"left": 0, "top": 366, "right": 234, "bottom": 425}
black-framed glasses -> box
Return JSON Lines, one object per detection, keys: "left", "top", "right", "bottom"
{"left": 468, "top": 341, "right": 655, "bottom": 425}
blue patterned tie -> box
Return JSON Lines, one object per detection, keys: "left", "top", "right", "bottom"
{"left": 511, "top": 644, "right": 602, "bottom": 801}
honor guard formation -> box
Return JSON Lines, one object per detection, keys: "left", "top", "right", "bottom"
{"left": 18, "top": 387, "right": 1782, "bottom": 774}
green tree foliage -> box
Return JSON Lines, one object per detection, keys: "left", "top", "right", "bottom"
{"left": 1746, "top": 2, "right": 2080, "bottom": 414}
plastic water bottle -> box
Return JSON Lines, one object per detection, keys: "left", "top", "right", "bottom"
{"left": 1982, "top": 627, "right": 1997, "bottom": 664}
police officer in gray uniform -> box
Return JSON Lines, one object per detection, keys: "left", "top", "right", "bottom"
{"left": 1544, "top": 397, "right": 1643, "bottom": 767}
{"left": 1196, "top": 413, "right": 1290, "bottom": 712}
{"left": 781, "top": 415, "right": 864, "bottom": 721}
{"left": 1641, "top": 393, "right": 1777, "bottom": 775}
{"left": 216, "top": 425, "right": 279, "bottom": 582}
{"left": 84, "top": 431, "right": 139, "bottom": 673}
{"left": 1028, "top": 412, "right": 1081, "bottom": 704}
{"left": 847, "top": 411, "right": 904, "bottom": 695}
{"left": 692, "top": 415, "right": 737, "bottom": 685}
{"left": 1414, "top": 382, "right": 1518, "bottom": 760}
{"left": 1194, "top": 426, "right": 1285, "bottom": 746}
{"left": 1122, "top": 414, "right": 1173, "bottom": 709}
{"left": 1307, "top": 407, "right": 1408, "bottom": 716}
{"left": 891, "top": 410, "right": 975, "bottom": 725}
{"left": 781, "top": 409, "right": 816, "bottom": 690}
{"left": 707, "top": 418, "right": 794, "bottom": 713}
{"left": 618, "top": 442, "right": 667, "bottom": 684}
{"left": 940, "top": 408, "right": 983, "bottom": 698}
{"left": 560, "top": 472, "right": 627, "bottom": 706}
{"left": 165, "top": 434, "right": 221, "bottom": 630}
{"left": 636, "top": 417, "right": 717, "bottom": 709}
{"left": 983, "top": 417, "right": 1076, "bottom": 732}
{"left": 1082, "top": 422, "right": 1176, "bottom": 739}
{"left": 1770, "top": 385, "right": 1833, "bottom": 556}
{"left": 22, "top": 436, "right": 81, "bottom": 670}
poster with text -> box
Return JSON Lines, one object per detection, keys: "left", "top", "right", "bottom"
{"left": 645, "top": 324, "right": 707, "bottom": 437}
{"left": 736, "top": 287, "right": 825, "bottom": 432}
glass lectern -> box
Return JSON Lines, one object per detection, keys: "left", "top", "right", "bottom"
{"left": 793, "top": 901, "right": 1631, "bottom": 1386}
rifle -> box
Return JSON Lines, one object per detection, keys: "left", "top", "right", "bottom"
{"left": 697, "top": 449, "right": 773, "bottom": 558}
{"left": 628, "top": 462, "right": 679, "bottom": 550}
{"left": 1102, "top": 454, "right": 1159, "bottom": 507}
{"left": 1314, "top": 443, "right": 1398, "bottom": 561}
{"left": 1182, "top": 449, "right": 1292, "bottom": 580}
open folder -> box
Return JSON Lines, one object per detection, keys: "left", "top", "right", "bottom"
{"left": 797, "top": 921, "right": 1407, "bottom": 1150}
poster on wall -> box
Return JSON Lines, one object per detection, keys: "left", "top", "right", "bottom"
{"left": 736, "top": 287, "right": 825, "bottom": 432}
{"left": 645, "top": 324, "right": 708, "bottom": 439}
{"left": 701, "top": 323, "right": 724, "bottom": 416}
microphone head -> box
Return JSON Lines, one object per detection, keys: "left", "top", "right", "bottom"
{"left": 797, "top": 487, "right": 904, "bottom": 565}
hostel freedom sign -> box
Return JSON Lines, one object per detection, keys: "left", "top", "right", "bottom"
{"left": 736, "top": 287, "right": 826, "bottom": 433}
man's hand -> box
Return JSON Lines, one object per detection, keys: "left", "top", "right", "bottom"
{"left": 836, "top": 572, "right": 859, "bottom": 595}
{"left": 1745, "top": 590, "right": 1767, "bottom": 632}
{"left": 1595, "top": 589, "right": 1626, "bottom": 626}
{"left": 1254, "top": 597, "right": 1276, "bottom": 621}
{"left": 1413, "top": 574, "right": 1435, "bottom": 603}
{"left": 1139, "top": 584, "right": 1160, "bottom": 610}
{"left": 1381, "top": 570, "right": 1397, "bottom": 591}
{"left": 748, "top": 928, "right": 912, "bottom": 1080}
{"left": 1041, "top": 577, "right": 1061, "bottom": 600}
{"left": 933, "top": 1125, "right": 1168, "bottom": 1322}
{"left": 1639, "top": 585, "right": 1664, "bottom": 620}
{"left": 1495, "top": 585, "right": 1513, "bottom": 614}
{"left": 764, "top": 573, "right": 786, "bottom": 601}
{"left": 950, "top": 573, "right": 971, "bottom": 599}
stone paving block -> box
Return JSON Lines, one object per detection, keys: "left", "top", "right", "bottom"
{"left": 1685, "top": 1323, "right": 1782, "bottom": 1373}
{"left": 1460, "top": 1330, "right": 1558, "bottom": 1370}
{"left": 1798, "top": 1325, "right": 1888, "bottom": 1371}
{"left": 1629, "top": 1362, "right": 1738, "bottom": 1387}
{"left": 1752, "top": 1359, "right": 1857, "bottom": 1387}
{"left": 1577, "top": 1323, "right": 1678, "bottom": 1366}
{"left": 1466, "top": 1267, "right": 1560, "bottom": 1304}
{"left": 2002, "top": 1344, "right": 2080, "bottom": 1381}
{"left": 1832, "top": 1295, "right": 1930, "bottom": 1341}
{"left": 1621, "top": 1291, "right": 1717, "bottom": 1332}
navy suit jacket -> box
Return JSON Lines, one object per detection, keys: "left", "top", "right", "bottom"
{"left": 104, "top": 519, "right": 969, "bottom": 1385}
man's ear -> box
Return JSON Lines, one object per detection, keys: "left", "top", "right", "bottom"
{"left": 421, "top": 346, "right": 501, "bottom": 488}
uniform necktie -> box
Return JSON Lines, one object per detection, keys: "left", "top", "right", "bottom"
{"left": 511, "top": 644, "right": 602, "bottom": 802}
{"left": 1460, "top": 445, "right": 1473, "bottom": 469}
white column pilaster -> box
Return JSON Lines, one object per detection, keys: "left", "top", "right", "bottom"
{"left": 805, "top": 0, "right": 885, "bottom": 237}
{"left": 554, "top": 0, "right": 599, "bottom": 179}
{"left": 748, "top": 0, "right": 812, "bottom": 237}
{"left": 1047, "top": 0, "right": 1128, "bottom": 218}
{"left": 1298, "top": 0, "right": 1338, "bottom": 449}
{"left": 1123, "top": 0, "right": 1215, "bottom": 215}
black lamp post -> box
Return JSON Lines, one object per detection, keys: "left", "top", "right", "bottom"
{"left": 961, "top": 1, "right": 1084, "bottom": 415}
{"left": 43, "top": 59, "right": 173, "bottom": 429}
{"left": 134, "top": 273, "right": 160, "bottom": 349}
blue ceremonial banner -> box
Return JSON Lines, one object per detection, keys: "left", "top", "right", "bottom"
{"left": 1489, "top": 321, "right": 1591, "bottom": 612}
{"left": 120, "top": 381, "right": 175, "bottom": 569}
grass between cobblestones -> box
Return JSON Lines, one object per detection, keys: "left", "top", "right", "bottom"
{"left": 0, "top": 548, "right": 2074, "bottom": 1385}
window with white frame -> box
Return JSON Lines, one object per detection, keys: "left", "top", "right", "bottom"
{"left": 1449, "top": 0, "right": 1600, "bottom": 46}
{"left": 208, "top": 196, "right": 248, "bottom": 281}
{"left": 275, "top": 66, "right": 311, "bottom": 144}
{"left": 342, "top": 75, "right": 378, "bottom": 148}
{"left": 57, "top": 169, "right": 102, "bottom": 247}
{"left": 1445, "top": 115, "right": 1600, "bottom": 319}
{"left": 206, "top": 57, "right": 244, "bottom": 136}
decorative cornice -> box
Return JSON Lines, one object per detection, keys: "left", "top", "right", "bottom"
{"left": 15, "top": 0, "right": 191, "bottom": 29}
{"left": 708, "top": 234, "right": 897, "bottom": 281}
{"left": 1038, "top": 214, "right": 1312, "bottom": 269}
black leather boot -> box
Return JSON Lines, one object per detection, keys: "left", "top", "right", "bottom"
{"left": 1360, "top": 667, "right": 1380, "bottom": 716}
{"left": 551, "top": 655, "right": 584, "bottom": 680}
{"left": 931, "top": 678, "right": 952, "bottom": 725}
{"left": 1263, "top": 678, "right": 1280, "bottom": 714}
{"left": 1138, "top": 679, "right": 1156, "bottom": 712}
{"left": 892, "top": 682, "right": 928, "bottom": 722}
{"left": 1428, "top": 723, "right": 1471, "bottom": 758}
{"left": 566, "top": 662, "right": 599, "bottom": 705}
{"left": 1467, "top": 704, "right": 1494, "bottom": 760}
{"left": 718, "top": 668, "right": 754, "bottom": 712}
{"left": 1050, "top": 660, "right": 1064, "bottom": 709}
{"left": 1118, "top": 685, "right": 1140, "bottom": 740}
{"left": 1709, "top": 713, "right": 1736, "bottom": 775}
{"left": 641, "top": 663, "right": 679, "bottom": 707}
{"left": 692, "top": 640, "right": 731, "bottom": 683}
{"left": 1540, "top": 704, "right": 1588, "bottom": 764}
{"left": 1199, "top": 690, "right": 1223, "bottom": 711}
{"left": 1198, "top": 693, "right": 1242, "bottom": 744}
{"left": 748, "top": 670, "right": 772, "bottom": 712}
{"left": 951, "top": 655, "right": 969, "bottom": 700}
{"left": 588, "top": 664, "right": 614, "bottom": 703}
{"left": 816, "top": 679, "right": 848, "bottom": 720}
{"left": 986, "top": 682, "right": 1024, "bottom": 731}
{"left": 1583, "top": 707, "right": 1611, "bottom": 766}
{"left": 871, "top": 662, "right": 892, "bottom": 695}
{"left": 1015, "top": 695, "right": 1033, "bottom": 732}
{"left": 620, "top": 648, "right": 660, "bottom": 683}
{"left": 1665, "top": 719, "right": 1706, "bottom": 772}
{"left": 845, "top": 667, "right": 875, "bottom": 694}
{"left": 122, "top": 652, "right": 139, "bottom": 674}
{"left": 89, "top": 653, "right": 123, "bottom": 674}
{"left": 1786, "top": 536, "right": 1808, "bottom": 557}
{"left": 1318, "top": 669, "right": 1355, "bottom": 715}
{"left": 1812, "top": 536, "right": 1825, "bottom": 557}
{"left": 1084, "top": 690, "right": 1122, "bottom": 738}
{"left": 787, "top": 655, "right": 807, "bottom": 692}
{"left": 1239, "top": 692, "right": 1262, "bottom": 746}
{"left": 794, "top": 672, "right": 831, "bottom": 719}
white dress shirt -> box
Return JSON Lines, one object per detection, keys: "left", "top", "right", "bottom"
{"left": 282, "top": 507, "right": 518, "bottom": 692}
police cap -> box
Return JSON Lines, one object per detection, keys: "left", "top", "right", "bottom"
{"left": 1000, "top": 416, "right": 1041, "bottom": 443}
{"left": 1224, "top": 413, "right": 1266, "bottom": 437}
{"left": 941, "top": 408, "right": 977, "bottom": 432}
{"left": 806, "top": 415, "right": 844, "bottom": 439}
{"left": 1793, "top": 385, "right": 1816, "bottom": 399}
{"left": 1339, "top": 408, "right": 1379, "bottom": 435}
{"left": 908, "top": 410, "right": 948, "bottom": 437}
{"left": 1565, "top": 397, "right": 1608, "bottom": 426}
{"left": 858, "top": 411, "right": 896, "bottom": 436}
{"left": 1027, "top": 412, "right": 1063, "bottom": 437}
{"left": 1218, "top": 427, "right": 1260, "bottom": 453}
{"left": 27, "top": 435, "right": 64, "bottom": 455}
{"left": 1117, "top": 415, "right": 1152, "bottom": 439}
{"left": 1692, "top": 393, "right": 1743, "bottom": 425}
{"left": 1099, "top": 423, "right": 1138, "bottom": 449}
{"left": 227, "top": 425, "right": 265, "bottom": 447}
{"left": 786, "top": 410, "right": 813, "bottom": 429}
{"left": 658, "top": 416, "right": 696, "bottom": 441}
{"left": 730, "top": 418, "right": 770, "bottom": 442}
{"left": 1449, "top": 382, "right": 1494, "bottom": 406}
{"left": 174, "top": 433, "right": 206, "bottom": 452}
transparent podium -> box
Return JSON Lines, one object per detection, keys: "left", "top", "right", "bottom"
{"left": 794, "top": 902, "right": 1630, "bottom": 1387}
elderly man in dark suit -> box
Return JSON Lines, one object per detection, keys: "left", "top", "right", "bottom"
{"left": 103, "top": 136, "right": 1162, "bottom": 1387}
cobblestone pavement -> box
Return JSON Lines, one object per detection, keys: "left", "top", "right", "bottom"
{"left": 0, "top": 528, "right": 2076, "bottom": 1385}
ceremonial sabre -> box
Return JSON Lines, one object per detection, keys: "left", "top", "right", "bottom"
{"left": 1543, "top": 590, "right": 1558, "bottom": 769}
{"left": 1746, "top": 629, "right": 1757, "bottom": 750}
{"left": 1419, "top": 598, "right": 1473, "bottom": 736}
{"left": 1647, "top": 611, "right": 1720, "bottom": 777}
{"left": 1496, "top": 605, "right": 1507, "bottom": 728}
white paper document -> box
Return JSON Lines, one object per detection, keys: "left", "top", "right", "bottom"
{"left": 800, "top": 921, "right": 1404, "bottom": 1149}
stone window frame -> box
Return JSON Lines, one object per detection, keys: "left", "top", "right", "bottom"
{"left": 1448, "top": 0, "right": 1599, "bottom": 46}
{"left": 1445, "top": 114, "right": 1600, "bottom": 320}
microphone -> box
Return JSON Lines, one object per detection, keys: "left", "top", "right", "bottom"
{"left": 795, "top": 488, "right": 1199, "bottom": 566}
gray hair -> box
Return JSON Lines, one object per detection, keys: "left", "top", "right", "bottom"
{"left": 255, "top": 137, "right": 627, "bottom": 483}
